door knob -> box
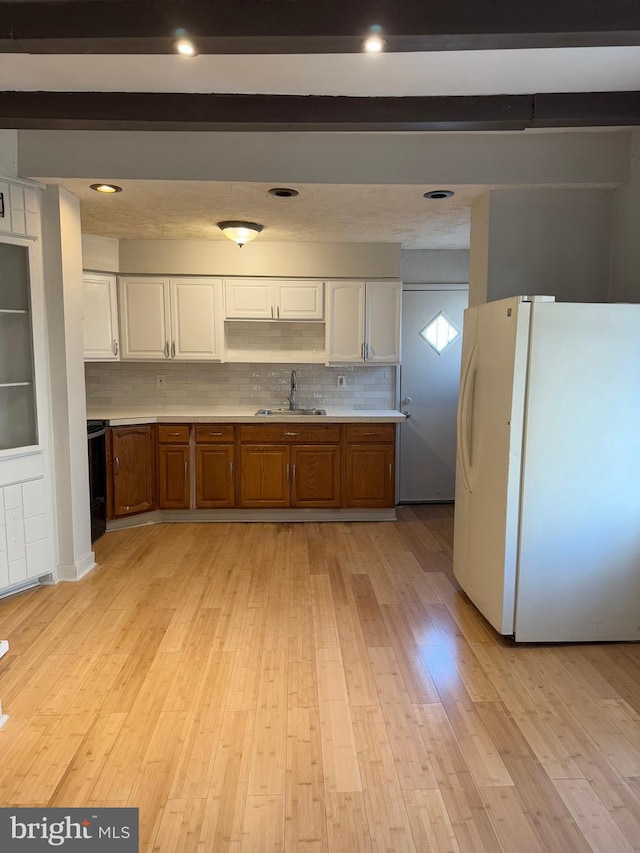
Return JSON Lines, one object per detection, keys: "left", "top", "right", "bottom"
{"left": 403, "top": 411, "right": 411, "bottom": 419}
{"left": 401, "top": 397, "right": 413, "bottom": 405}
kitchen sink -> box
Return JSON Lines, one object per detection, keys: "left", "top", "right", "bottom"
{"left": 255, "top": 408, "right": 327, "bottom": 416}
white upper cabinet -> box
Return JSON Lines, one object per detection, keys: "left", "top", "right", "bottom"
{"left": 224, "top": 279, "right": 324, "bottom": 321}
{"left": 326, "top": 280, "right": 401, "bottom": 365}
{"left": 119, "top": 277, "right": 170, "bottom": 360}
{"left": 83, "top": 273, "right": 119, "bottom": 361}
{"left": 119, "top": 276, "right": 223, "bottom": 361}
{"left": 275, "top": 281, "right": 323, "bottom": 320}
{"left": 326, "top": 281, "right": 365, "bottom": 362}
{"left": 365, "top": 281, "right": 402, "bottom": 363}
{"left": 170, "top": 278, "right": 223, "bottom": 360}
{"left": 0, "top": 181, "right": 40, "bottom": 238}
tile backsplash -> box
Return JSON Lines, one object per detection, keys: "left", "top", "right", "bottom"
{"left": 85, "top": 362, "right": 397, "bottom": 410}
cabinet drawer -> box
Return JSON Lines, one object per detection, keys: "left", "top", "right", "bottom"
{"left": 157, "top": 424, "right": 190, "bottom": 444}
{"left": 345, "top": 424, "right": 395, "bottom": 443}
{"left": 194, "top": 424, "right": 235, "bottom": 444}
{"left": 239, "top": 424, "right": 341, "bottom": 444}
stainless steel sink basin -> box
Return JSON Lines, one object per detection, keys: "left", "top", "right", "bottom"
{"left": 255, "top": 408, "right": 327, "bottom": 416}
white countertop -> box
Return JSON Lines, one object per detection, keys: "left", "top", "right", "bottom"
{"left": 87, "top": 406, "right": 406, "bottom": 426}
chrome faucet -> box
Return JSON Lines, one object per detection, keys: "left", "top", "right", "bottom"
{"left": 287, "top": 370, "right": 298, "bottom": 411}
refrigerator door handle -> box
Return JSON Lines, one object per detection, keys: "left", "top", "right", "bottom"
{"left": 457, "top": 344, "right": 477, "bottom": 493}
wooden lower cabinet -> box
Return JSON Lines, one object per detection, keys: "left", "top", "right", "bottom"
{"left": 158, "top": 444, "right": 190, "bottom": 509}
{"left": 344, "top": 443, "right": 395, "bottom": 508}
{"left": 239, "top": 445, "right": 290, "bottom": 508}
{"left": 196, "top": 445, "right": 235, "bottom": 508}
{"left": 110, "top": 426, "right": 155, "bottom": 518}
{"left": 291, "top": 445, "right": 341, "bottom": 507}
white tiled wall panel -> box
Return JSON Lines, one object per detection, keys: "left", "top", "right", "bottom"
{"left": 86, "top": 361, "right": 396, "bottom": 410}
{"left": 0, "top": 476, "right": 53, "bottom": 588}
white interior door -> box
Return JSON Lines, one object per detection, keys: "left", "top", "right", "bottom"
{"left": 399, "top": 288, "right": 467, "bottom": 501}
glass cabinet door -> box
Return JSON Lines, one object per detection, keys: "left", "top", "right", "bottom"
{"left": 0, "top": 241, "right": 38, "bottom": 450}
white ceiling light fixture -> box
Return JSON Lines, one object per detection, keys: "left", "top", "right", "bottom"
{"left": 217, "top": 221, "right": 264, "bottom": 247}
{"left": 363, "top": 25, "right": 385, "bottom": 53}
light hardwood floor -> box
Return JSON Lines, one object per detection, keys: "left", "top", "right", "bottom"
{"left": 1, "top": 506, "right": 640, "bottom": 852}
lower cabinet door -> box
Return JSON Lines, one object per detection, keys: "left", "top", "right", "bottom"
{"left": 344, "top": 444, "right": 395, "bottom": 508}
{"left": 239, "top": 445, "right": 290, "bottom": 508}
{"left": 291, "top": 445, "right": 341, "bottom": 507}
{"left": 111, "top": 426, "right": 155, "bottom": 518}
{"left": 196, "top": 445, "right": 235, "bottom": 508}
{"left": 158, "top": 444, "right": 190, "bottom": 509}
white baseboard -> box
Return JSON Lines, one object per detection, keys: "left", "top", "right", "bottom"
{"left": 58, "top": 551, "right": 97, "bottom": 582}
{"left": 107, "top": 507, "right": 397, "bottom": 531}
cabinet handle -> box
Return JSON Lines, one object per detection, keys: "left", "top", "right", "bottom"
{"left": 168, "top": 431, "right": 181, "bottom": 436}
{"left": 388, "top": 463, "right": 393, "bottom": 484}
{"left": 292, "top": 463, "right": 296, "bottom": 482}
{"left": 284, "top": 431, "right": 298, "bottom": 436}
{"left": 271, "top": 305, "right": 274, "bottom": 319}
{"left": 210, "top": 432, "right": 223, "bottom": 436}
{"left": 113, "top": 339, "right": 119, "bottom": 356}
{"left": 171, "top": 341, "right": 176, "bottom": 358}
{"left": 361, "top": 342, "right": 365, "bottom": 359}
{"left": 277, "top": 305, "right": 280, "bottom": 319}
{"left": 184, "top": 461, "right": 188, "bottom": 481}
{"left": 286, "top": 463, "right": 290, "bottom": 480}
{"left": 165, "top": 341, "right": 170, "bottom": 358}
{"left": 115, "top": 456, "right": 120, "bottom": 473}
{"left": 229, "top": 461, "right": 234, "bottom": 481}
{"left": 361, "top": 432, "right": 376, "bottom": 436}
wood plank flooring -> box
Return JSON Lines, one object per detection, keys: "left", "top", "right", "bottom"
{"left": 1, "top": 505, "right": 640, "bottom": 851}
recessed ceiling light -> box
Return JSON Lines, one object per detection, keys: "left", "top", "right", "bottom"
{"left": 268, "top": 187, "right": 299, "bottom": 198}
{"left": 363, "top": 25, "right": 385, "bottom": 53}
{"left": 423, "top": 190, "right": 455, "bottom": 200}
{"left": 90, "top": 183, "right": 122, "bottom": 194}
{"left": 175, "top": 38, "right": 196, "bottom": 56}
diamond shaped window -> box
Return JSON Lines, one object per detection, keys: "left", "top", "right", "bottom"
{"left": 419, "top": 311, "right": 461, "bottom": 355}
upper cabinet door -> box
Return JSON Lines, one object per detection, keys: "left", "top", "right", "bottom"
{"left": 170, "top": 278, "right": 223, "bottom": 360}
{"left": 326, "top": 281, "right": 365, "bottom": 363}
{"left": 83, "top": 273, "right": 119, "bottom": 361}
{"left": 275, "top": 281, "right": 324, "bottom": 320}
{"left": 119, "top": 277, "right": 170, "bottom": 360}
{"left": 365, "top": 281, "right": 402, "bottom": 364}
{"left": 224, "top": 279, "right": 274, "bottom": 319}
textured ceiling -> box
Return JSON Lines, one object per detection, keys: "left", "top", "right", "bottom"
{"left": 51, "top": 179, "right": 483, "bottom": 249}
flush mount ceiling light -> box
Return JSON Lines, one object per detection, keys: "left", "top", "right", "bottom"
{"left": 363, "top": 25, "right": 385, "bottom": 53}
{"left": 90, "top": 183, "right": 122, "bottom": 194}
{"left": 268, "top": 187, "right": 299, "bottom": 198}
{"left": 217, "top": 221, "right": 264, "bottom": 247}
{"left": 424, "top": 190, "right": 455, "bottom": 199}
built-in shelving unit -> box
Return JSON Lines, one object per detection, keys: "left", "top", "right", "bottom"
{"left": 0, "top": 242, "right": 37, "bottom": 450}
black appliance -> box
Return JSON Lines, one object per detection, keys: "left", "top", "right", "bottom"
{"left": 87, "top": 420, "right": 108, "bottom": 543}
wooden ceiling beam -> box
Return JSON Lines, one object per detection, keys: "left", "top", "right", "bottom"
{"left": 0, "top": 91, "right": 638, "bottom": 132}
{"left": 0, "top": 0, "right": 639, "bottom": 54}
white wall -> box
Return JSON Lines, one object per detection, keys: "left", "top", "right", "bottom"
{"left": 468, "top": 194, "right": 491, "bottom": 306}
{"left": 19, "top": 129, "right": 631, "bottom": 187}
{"left": 0, "top": 131, "right": 18, "bottom": 177}
{"left": 469, "top": 188, "right": 614, "bottom": 305}
{"left": 119, "top": 239, "right": 400, "bottom": 278}
{"left": 400, "top": 249, "right": 469, "bottom": 284}
{"left": 610, "top": 129, "right": 640, "bottom": 303}
{"left": 82, "top": 233, "right": 119, "bottom": 272}
{"left": 42, "top": 186, "right": 94, "bottom": 580}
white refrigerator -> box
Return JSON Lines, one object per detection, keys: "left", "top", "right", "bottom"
{"left": 453, "top": 295, "right": 640, "bottom": 642}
